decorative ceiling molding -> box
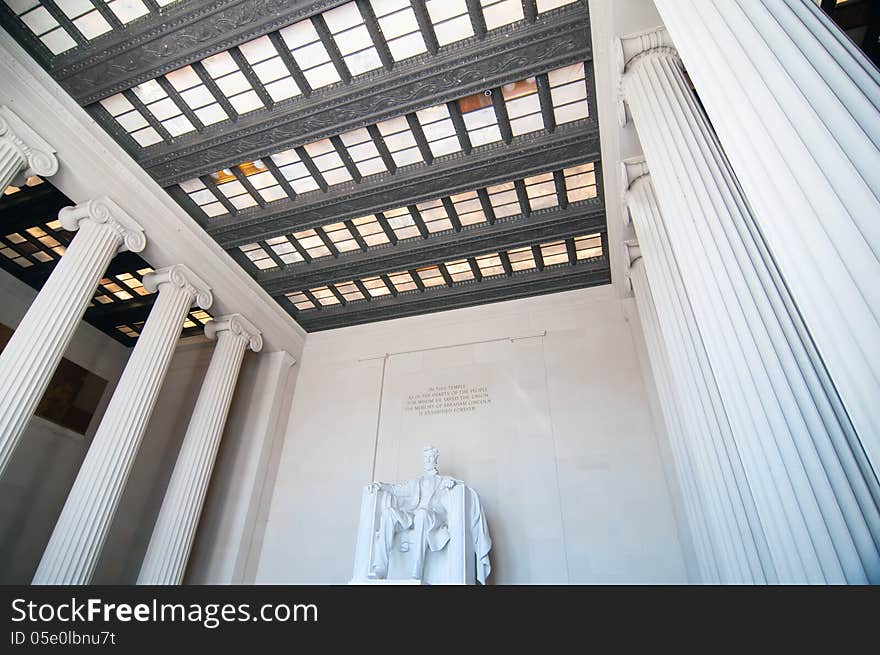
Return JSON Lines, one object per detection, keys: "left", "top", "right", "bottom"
{"left": 43, "top": 1, "right": 349, "bottom": 105}
{"left": 293, "top": 259, "right": 611, "bottom": 331}
{"left": 134, "top": 5, "right": 590, "bottom": 183}
{"left": 259, "top": 201, "right": 606, "bottom": 293}
{"left": 208, "top": 122, "right": 599, "bottom": 247}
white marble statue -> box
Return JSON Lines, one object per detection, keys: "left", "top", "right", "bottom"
{"left": 351, "top": 446, "right": 492, "bottom": 585}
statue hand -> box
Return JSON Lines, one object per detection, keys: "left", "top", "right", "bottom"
{"left": 443, "top": 478, "right": 456, "bottom": 489}
{"left": 368, "top": 482, "right": 383, "bottom": 493}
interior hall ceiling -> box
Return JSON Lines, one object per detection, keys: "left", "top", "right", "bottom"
{"left": 0, "top": 0, "right": 608, "bottom": 332}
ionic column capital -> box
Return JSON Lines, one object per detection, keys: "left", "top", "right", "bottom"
{"left": 58, "top": 197, "right": 146, "bottom": 254}
{"left": 143, "top": 265, "right": 213, "bottom": 310}
{"left": 623, "top": 239, "right": 642, "bottom": 295}
{"left": 616, "top": 27, "right": 677, "bottom": 75}
{"left": 205, "top": 314, "right": 263, "bottom": 353}
{"left": 0, "top": 105, "right": 58, "bottom": 182}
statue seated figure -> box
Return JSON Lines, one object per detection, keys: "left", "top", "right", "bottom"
{"left": 351, "top": 446, "right": 491, "bottom": 585}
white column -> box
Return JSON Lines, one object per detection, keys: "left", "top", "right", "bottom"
{"left": 0, "top": 105, "right": 58, "bottom": 192}
{"left": 621, "top": 163, "right": 771, "bottom": 584}
{"left": 619, "top": 28, "right": 880, "bottom": 584}
{"left": 138, "top": 314, "right": 262, "bottom": 585}
{"left": 33, "top": 265, "right": 212, "bottom": 585}
{"left": 0, "top": 197, "right": 144, "bottom": 477}
{"left": 654, "top": 0, "right": 880, "bottom": 477}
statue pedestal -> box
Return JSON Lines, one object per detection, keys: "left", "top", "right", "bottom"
{"left": 348, "top": 579, "right": 425, "bottom": 585}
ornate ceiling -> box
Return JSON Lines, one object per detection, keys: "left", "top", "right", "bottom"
{"left": 1, "top": 0, "right": 608, "bottom": 333}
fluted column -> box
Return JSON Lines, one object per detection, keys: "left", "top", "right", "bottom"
{"left": 622, "top": 164, "right": 771, "bottom": 584}
{"left": 33, "top": 265, "right": 212, "bottom": 585}
{"left": 0, "top": 198, "right": 144, "bottom": 477}
{"left": 0, "top": 105, "right": 58, "bottom": 192}
{"left": 138, "top": 314, "right": 262, "bottom": 585}
{"left": 654, "top": 0, "right": 880, "bottom": 477}
{"left": 619, "top": 28, "right": 880, "bottom": 584}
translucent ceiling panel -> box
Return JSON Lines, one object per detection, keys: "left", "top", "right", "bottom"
{"left": 324, "top": 2, "right": 383, "bottom": 76}
{"left": 524, "top": 172, "right": 558, "bottom": 211}
{"left": 376, "top": 116, "right": 422, "bottom": 167}
{"left": 456, "top": 92, "right": 501, "bottom": 147}
{"left": 539, "top": 240, "right": 568, "bottom": 266}
{"left": 132, "top": 78, "right": 196, "bottom": 138}
{"left": 165, "top": 65, "right": 229, "bottom": 126}
{"left": 107, "top": 0, "right": 150, "bottom": 24}
{"left": 280, "top": 18, "right": 342, "bottom": 90}
{"left": 339, "top": 128, "right": 387, "bottom": 177}
{"left": 210, "top": 167, "right": 259, "bottom": 211}
{"left": 13, "top": 2, "right": 77, "bottom": 54}
{"left": 265, "top": 235, "right": 304, "bottom": 264}
{"left": 292, "top": 228, "right": 332, "bottom": 259}
{"left": 415, "top": 105, "right": 461, "bottom": 158}
{"left": 446, "top": 259, "right": 474, "bottom": 282}
{"left": 563, "top": 162, "right": 597, "bottom": 202}
{"left": 99, "top": 92, "right": 163, "bottom": 147}
{"left": 486, "top": 180, "right": 520, "bottom": 218}
{"left": 574, "top": 233, "right": 602, "bottom": 260}
{"left": 179, "top": 178, "right": 226, "bottom": 217}
{"left": 479, "top": 0, "right": 523, "bottom": 31}
{"left": 310, "top": 286, "right": 341, "bottom": 307}
{"left": 352, "top": 214, "right": 390, "bottom": 246}
{"left": 501, "top": 78, "right": 543, "bottom": 136}
{"left": 508, "top": 245, "right": 537, "bottom": 271}
{"left": 240, "top": 243, "right": 277, "bottom": 270}
{"left": 58, "top": 0, "right": 112, "bottom": 40}
{"left": 303, "top": 139, "right": 352, "bottom": 185}
{"left": 201, "top": 51, "right": 264, "bottom": 115}
{"left": 383, "top": 206, "right": 421, "bottom": 240}
{"left": 536, "top": 0, "right": 580, "bottom": 13}
{"left": 424, "top": 0, "right": 472, "bottom": 47}
{"left": 548, "top": 62, "right": 589, "bottom": 124}
{"left": 414, "top": 198, "right": 451, "bottom": 233}
{"left": 449, "top": 190, "right": 486, "bottom": 226}
{"left": 271, "top": 148, "right": 321, "bottom": 194}
{"left": 323, "top": 221, "right": 361, "bottom": 253}
{"left": 239, "top": 35, "right": 301, "bottom": 102}
{"left": 372, "top": 0, "right": 427, "bottom": 61}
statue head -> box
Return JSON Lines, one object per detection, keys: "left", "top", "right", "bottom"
{"left": 422, "top": 446, "right": 439, "bottom": 473}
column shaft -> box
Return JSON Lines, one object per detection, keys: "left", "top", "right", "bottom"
{"left": 33, "top": 266, "right": 211, "bottom": 584}
{"left": 655, "top": 0, "right": 880, "bottom": 476}
{"left": 621, "top": 33, "right": 880, "bottom": 583}
{"left": 0, "top": 199, "right": 144, "bottom": 477}
{"left": 0, "top": 139, "right": 27, "bottom": 192}
{"left": 138, "top": 315, "right": 261, "bottom": 585}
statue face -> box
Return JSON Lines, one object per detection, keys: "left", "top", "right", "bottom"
{"left": 423, "top": 448, "right": 438, "bottom": 471}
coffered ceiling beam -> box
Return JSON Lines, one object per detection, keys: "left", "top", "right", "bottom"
{"left": 291, "top": 260, "right": 611, "bottom": 331}
{"left": 137, "top": 4, "right": 590, "bottom": 185}
{"left": 208, "top": 122, "right": 599, "bottom": 248}
{"left": 258, "top": 202, "right": 606, "bottom": 293}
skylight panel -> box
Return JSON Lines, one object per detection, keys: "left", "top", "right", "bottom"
{"left": 239, "top": 35, "right": 301, "bottom": 102}
{"left": 414, "top": 198, "right": 451, "bottom": 233}
{"left": 280, "top": 18, "right": 342, "bottom": 90}
{"left": 286, "top": 291, "right": 316, "bottom": 310}
{"left": 165, "top": 65, "right": 228, "bottom": 126}
{"left": 58, "top": 0, "right": 112, "bottom": 40}
{"left": 383, "top": 207, "right": 421, "bottom": 240}
{"left": 372, "top": 0, "right": 427, "bottom": 61}
{"left": 2, "top": 174, "right": 44, "bottom": 196}
{"left": 324, "top": 2, "right": 383, "bottom": 76}
{"left": 417, "top": 265, "right": 445, "bottom": 288}
{"left": 425, "top": 0, "right": 473, "bottom": 46}
{"left": 476, "top": 253, "right": 504, "bottom": 278}
{"left": 387, "top": 270, "right": 417, "bottom": 293}
{"left": 524, "top": 172, "right": 558, "bottom": 211}
{"left": 376, "top": 116, "right": 423, "bottom": 167}
{"left": 265, "top": 236, "right": 304, "bottom": 264}
{"left": 361, "top": 276, "right": 392, "bottom": 298}
{"left": 501, "top": 78, "right": 543, "bottom": 136}
{"left": 210, "top": 168, "right": 259, "bottom": 210}
{"left": 303, "top": 139, "right": 352, "bottom": 185}
{"left": 323, "top": 222, "right": 360, "bottom": 252}
{"left": 449, "top": 190, "right": 486, "bottom": 226}
{"left": 107, "top": 0, "right": 150, "bottom": 24}
{"left": 446, "top": 259, "right": 474, "bottom": 282}
{"left": 271, "top": 149, "right": 321, "bottom": 194}
{"left": 416, "top": 105, "right": 462, "bottom": 158}
{"left": 237, "top": 160, "right": 287, "bottom": 202}
{"left": 575, "top": 233, "right": 602, "bottom": 260}
{"left": 352, "top": 215, "right": 390, "bottom": 247}
{"left": 100, "top": 93, "right": 162, "bottom": 147}
{"left": 179, "top": 178, "right": 226, "bottom": 217}
{"left": 131, "top": 78, "right": 196, "bottom": 138}
{"left": 13, "top": 2, "right": 77, "bottom": 54}
{"left": 548, "top": 62, "right": 589, "bottom": 124}
{"left": 486, "top": 181, "right": 519, "bottom": 218}
{"left": 508, "top": 245, "right": 537, "bottom": 271}
{"left": 539, "top": 240, "right": 568, "bottom": 266}
{"left": 239, "top": 243, "right": 276, "bottom": 270}
{"left": 292, "top": 228, "right": 332, "bottom": 259}
{"left": 311, "top": 286, "right": 340, "bottom": 307}
{"left": 479, "top": 0, "right": 524, "bottom": 31}
{"left": 335, "top": 281, "right": 365, "bottom": 302}
{"left": 339, "top": 128, "right": 387, "bottom": 177}
{"left": 536, "top": 0, "right": 580, "bottom": 13}
{"left": 456, "top": 92, "right": 502, "bottom": 147}
{"left": 201, "top": 51, "right": 264, "bottom": 115}
{"left": 563, "top": 162, "right": 597, "bottom": 202}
